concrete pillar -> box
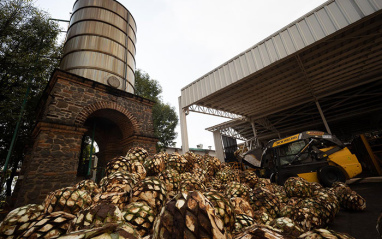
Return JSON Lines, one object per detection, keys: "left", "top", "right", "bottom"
{"left": 213, "top": 130, "right": 225, "bottom": 162}
{"left": 178, "top": 97, "right": 189, "bottom": 154}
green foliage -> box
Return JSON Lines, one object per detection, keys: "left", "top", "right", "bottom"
{"left": 82, "top": 140, "right": 96, "bottom": 162}
{"left": 134, "top": 69, "right": 178, "bottom": 151}
{"left": 77, "top": 136, "right": 96, "bottom": 177}
{"left": 0, "top": 0, "right": 62, "bottom": 197}
{"left": 134, "top": 69, "right": 162, "bottom": 102}
{"left": 153, "top": 102, "right": 178, "bottom": 150}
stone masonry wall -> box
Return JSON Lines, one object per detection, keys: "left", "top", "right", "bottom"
{"left": 15, "top": 123, "right": 86, "bottom": 206}
{"left": 15, "top": 70, "right": 157, "bottom": 207}
{"left": 39, "top": 72, "right": 155, "bottom": 138}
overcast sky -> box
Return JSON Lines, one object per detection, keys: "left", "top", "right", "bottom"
{"left": 35, "top": 0, "right": 327, "bottom": 149}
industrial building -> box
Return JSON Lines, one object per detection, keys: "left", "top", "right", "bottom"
{"left": 179, "top": 0, "right": 382, "bottom": 162}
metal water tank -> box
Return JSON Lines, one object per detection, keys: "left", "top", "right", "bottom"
{"left": 60, "top": 0, "right": 137, "bottom": 93}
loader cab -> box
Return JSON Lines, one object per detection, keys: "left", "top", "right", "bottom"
{"left": 259, "top": 139, "right": 312, "bottom": 178}
{"left": 260, "top": 131, "right": 361, "bottom": 185}
{"left": 243, "top": 131, "right": 362, "bottom": 185}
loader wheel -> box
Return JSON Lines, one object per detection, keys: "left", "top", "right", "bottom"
{"left": 318, "top": 166, "right": 346, "bottom": 187}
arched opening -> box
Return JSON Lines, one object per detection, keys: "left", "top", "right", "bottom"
{"left": 77, "top": 135, "right": 99, "bottom": 179}
{"left": 77, "top": 108, "right": 135, "bottom": 181}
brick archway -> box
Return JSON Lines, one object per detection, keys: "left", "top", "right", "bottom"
{"left": 75, "top": 101, "right": 141, "bottom": 135}
{"left": 15, "top": 70, "right": 157, "bottom": 207}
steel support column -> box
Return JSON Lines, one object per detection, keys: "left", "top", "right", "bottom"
{"left": 251, "top": 121, "right": 259, "bottom": 148}
{"left": 315, "top": 100, "right": 332, "bottom": 134}
{"left": 213, "top": 130, "right": 225, "bottom": 162}
{"left": 178, "top": 97, "right": 189, "bottom": 154}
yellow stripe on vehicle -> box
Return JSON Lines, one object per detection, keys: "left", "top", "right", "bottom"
{"left": 272, "top": 134, "right": 300, "bottom": 147}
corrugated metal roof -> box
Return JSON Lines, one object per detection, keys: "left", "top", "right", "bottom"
{"left": 180, "top": 0, "right": 382, "bottom": 109}
{"left": 206, "top": 79, "right": 382, "bottom": 141}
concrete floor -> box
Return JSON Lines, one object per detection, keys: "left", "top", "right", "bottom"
{"left": 329, "top": 179, "right": 382, "bottom": 239}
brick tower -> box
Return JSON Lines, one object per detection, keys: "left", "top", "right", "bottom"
{"left": 14, "top": 70, "right": 157, "bottom": 206}
{"left": 13, "top": 0, "right": 157, "bottom": 206}
{"left": 16, "top": 69, "right": 157, "bottom": 206}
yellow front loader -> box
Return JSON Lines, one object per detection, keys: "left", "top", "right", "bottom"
{"left": 243, "top": 131, "right": 362, "bottom": 186}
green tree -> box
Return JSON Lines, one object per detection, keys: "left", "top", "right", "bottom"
{"left": 152, "top": 102, "right": 178, "bottom": 149}
{"left": 134, "top": 69, "right": 178, "bottom": 151}
{"left": 0, "top": 0, "right": 62, "bottom": 198}
{"left": 77, "top": 136, "right": 96, "bottom": 177}
{"left": 134, "top": 69, "right": 162, "bottom": 102}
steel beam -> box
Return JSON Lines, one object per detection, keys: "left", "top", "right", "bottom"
{"left": 251, "top": 121, "right": 259, "bottom": 147}
{"left": 220, "top": 128, "right": 247, "bottom": 141}
{"left": 360, "top": 134, "right": 382, "bottom": 176}
{"left": 188, "top": 105, "right": 244, "bottom": 120}
{"left": 315, "top": 100, "right": 332, "bottom": 134}
{"left": 206, "top": 119, "right": 245, "bottom": 132}
{"left": 255, "top": 117, "right": 279, "bottom": 135}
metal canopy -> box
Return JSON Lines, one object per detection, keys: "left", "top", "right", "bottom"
{"left": 180, "top": 0, "right": 382, "bottom": 143}
{"left": 206, "top": 79, "right": 382, "bottom": 142}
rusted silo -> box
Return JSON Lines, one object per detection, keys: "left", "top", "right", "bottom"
{"left": 60, "top": 0, "right": 137, "bottom": 93}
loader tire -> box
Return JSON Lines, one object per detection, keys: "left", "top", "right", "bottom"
{"left": 318, "top": 166, "right": 346, "bottom": 187}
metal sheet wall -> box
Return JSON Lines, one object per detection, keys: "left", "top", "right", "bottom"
{"left": 60, "top": 0, "right": 137, "bottom": 93}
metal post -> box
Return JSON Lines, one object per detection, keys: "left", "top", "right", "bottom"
{"left": 87, "top": 123, "right": 96, "bottom": 177}
{"left": 3, "top": 87, "right": 30, "bottom": 174}
{"left": 315, "top": 100, "right": 332, "bottom": 134}
{"left": 178, "top": 97, "right": 189, "bottom": 154}
{"left": 2, "top": 18, "right": 68, "bottom": 192}
{"left": 3, "top": 33, "right": 47, "bottom": 174}
{"left": 251, "top": 121, "right": 259, "bottom": 148}
{"left": 48, "top": 18, "right": 70, "bottom": 23}
{"left": 360, "top": 134, "right": 382, "bottom": 175}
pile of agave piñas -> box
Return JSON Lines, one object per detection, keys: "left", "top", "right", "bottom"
{"left": 0, "top": 147, "right": 367, "bottom": 238}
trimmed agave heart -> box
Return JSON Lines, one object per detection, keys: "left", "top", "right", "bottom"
{"left": 43, "top": 187, "right": 92, "bottom": 215}
{"left": 0, "top": 204, "right": 44, "bottom": 238}
{"left": 152, "top": 191, "right": 229, "bottom": 239}
{"left": 121, "top": 201, "right": 155, "bottom": 237}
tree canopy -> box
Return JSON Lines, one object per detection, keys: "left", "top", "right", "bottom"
{"left": 134, "top": 69, "right": 178, "bottom": 151}
{"left": 152, "top": 102, "right": 178, "bottom": 150}
{"left": 0, "top": 0, "right": 62, "bottom": 196}
{"left": 134, "top": 70, "right": 162, "bottom": 102}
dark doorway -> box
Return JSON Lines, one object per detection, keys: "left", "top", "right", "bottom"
{"left": 79, "top": 109, "right": 134, "bottom": 181}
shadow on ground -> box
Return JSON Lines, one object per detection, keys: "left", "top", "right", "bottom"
{"left": 329, "top": 181, "right": 382, "bottom": 239}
